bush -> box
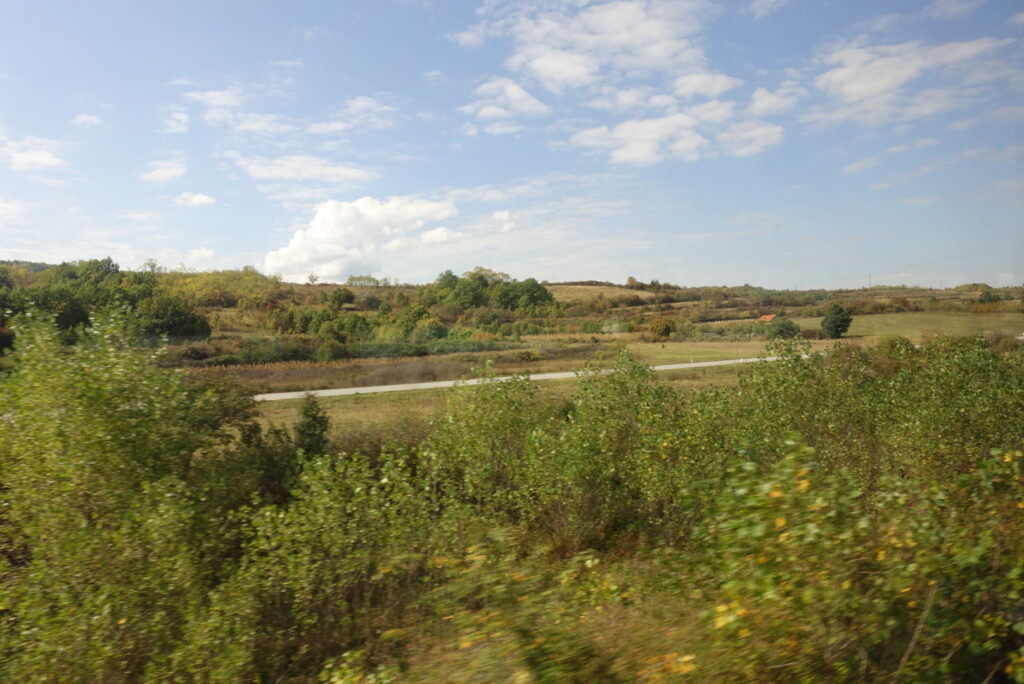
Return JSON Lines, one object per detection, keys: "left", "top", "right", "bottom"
{"left": 821, "top": 303, "right": 853, "bottom": 339}
{"left": 316, "top": 338, "right": 349, "bottom": 362}
{"left": 766, "top": 316, "right": 800, "bottom": 340}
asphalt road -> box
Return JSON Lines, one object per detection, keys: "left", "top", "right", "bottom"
{"left": 253, "top": 355, "right": 782, "bottom": 403}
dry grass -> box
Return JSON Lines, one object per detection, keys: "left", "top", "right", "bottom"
{"left": 547, "top": 284, "right": 658, "bottom": 303}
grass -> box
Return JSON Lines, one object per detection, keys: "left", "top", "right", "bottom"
{"left": 255, "top": 362, "right": 745, "bottom": 438}
{"left": 792, "top": 311, "right": 1024, "bottom": 343}
{"left": 547, "top": 284, "right": 658, "bottom": 303}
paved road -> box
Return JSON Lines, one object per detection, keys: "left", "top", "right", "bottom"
{"left": 253, "top": 355, "right": 782, "bottom": 402}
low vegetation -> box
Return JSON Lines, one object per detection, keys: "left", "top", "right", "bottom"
{"left": 1, "top": 307, "right": 1022, "bottom": 681}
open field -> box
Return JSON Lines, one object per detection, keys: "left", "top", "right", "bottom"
{"left": 547, "top": 284, "right": 659, "bottom": 302}
{"left": 793, "top": 311, "right": 1023, "bottom": 343}
{"left": 256, "top": 362, "right": 744, "bottom": 435}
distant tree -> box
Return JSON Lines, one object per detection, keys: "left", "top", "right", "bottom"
{"left": 978, "top": 288, "right": 1001, "bottom": 304}
{"left": 328, "top": 287, "right": 355, "bottom": 309}
{"left": 767, "top": 317, "right": 801, "bottom": 340}
{"left": 821, "top": 303, "right": 854, "bottom": 339}
{"left": 137, "top": 295, "right": 211, "bottom": 339}
{"left": 647, "top": 318, "right": 673, "bottom": 338}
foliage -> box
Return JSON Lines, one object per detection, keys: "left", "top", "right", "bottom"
{"left": 1, "top": 311, "right": 1022, "bottom": 681}
{"left": 766, "top": 315, "right": 800, "bottom": 339}
{"left": 822, "top": 302, "right": 854, "bottom": 338}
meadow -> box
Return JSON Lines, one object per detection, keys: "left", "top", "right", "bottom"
{"left": 1, "top": 262, "right": 1023, "bottom": 681}
{"left": 2, "top": 309, "right": 1022, "bottom": 682}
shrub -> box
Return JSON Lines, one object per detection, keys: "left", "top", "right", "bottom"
{"left": 821, "top": 303, "right": 853, "bottom": 339}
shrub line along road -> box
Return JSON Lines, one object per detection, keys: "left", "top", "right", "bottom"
{"left": 253, "top": 356, "right": 783, "bottom": 402}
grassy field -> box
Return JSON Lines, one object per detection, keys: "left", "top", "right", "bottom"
{"left": 793, "top": 311, "right": 1023, "bottom": 343}
{"left": 256, "top": 362, "right": 745, "bottom": 437}
{"left": 547, "top": 284, "right": 658, "bottom": 302}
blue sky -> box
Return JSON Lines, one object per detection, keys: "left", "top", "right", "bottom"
{"left": 0, "top": 0, "right": 1021, "bottom": 288}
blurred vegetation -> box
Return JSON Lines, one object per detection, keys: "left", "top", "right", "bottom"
{"left": 1, "top": 309, "right": 1022, "bottom": 681}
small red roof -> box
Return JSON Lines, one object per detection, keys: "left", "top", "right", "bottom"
{"left": 758, "top": 314, "right": 777, "bottom": 322}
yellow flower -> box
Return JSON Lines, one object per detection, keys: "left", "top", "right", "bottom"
{"left": 797, "top": 479, "right": 810, "bottom": 491}
{"left": 775, "top": 516, "right": 787, "bottom": 528}
{"left": 876, "top": 550, "right": 887, "bottom": 561}
{"left": 769, "top": 489, "right": 783, "bottom": 498}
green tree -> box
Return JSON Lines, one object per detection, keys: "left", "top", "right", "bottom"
{"left": 294, "top": 394, "right": 330, "bottom": 456}
{"left": 821, "top": 303, "right": 853, "bottom": 339}
{"left": 767, "top": 316, "right": 800, "bottom": 340}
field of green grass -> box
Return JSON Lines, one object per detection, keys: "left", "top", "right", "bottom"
{"left": 547, "top": 283, "right": 658, "bottom": 302}
{"left": 793, "top": 311, "right": 1023, "bottom": 343}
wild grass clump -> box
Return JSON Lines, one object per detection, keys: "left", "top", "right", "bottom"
{"left": 0, "top": 311, "right": 1021, "bottom": 682}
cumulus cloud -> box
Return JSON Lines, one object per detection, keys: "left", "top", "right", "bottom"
{"left": 174, "top": 192, "right": 216, "bottom": 207}
{"left": 71, "top": 113, "right": 103, "bottom": 127}
{"left": 0, "top": 136, "right": 68, "bottom": 171}
{"left": 162, "top": 107, "right": 189, "bottom": 133}
{"left": 231, "top": 113, "right": 298, "bottom": 134}
{"left": 806, "top": 37, "right": 1012, "bottom": 126}
{"left": 920, "top": 0, "right": 986, "bottom": 21}
{"left": 569, "top": 112, "right": 709, "bottom": 165}
{"left": 185, "top": 85, "right": 245, "bottom": 109}
{"left": 456, "top": 0, "right": 716, "bottom": 94}
{"left": 747, "top": 84, "right": 803, "bottom": 116}
{"left": 716, "top": 120, "right": 784, "bottom": 157}
{"left": 460, "top": 77, "right": 549, "bottom": 133}
{"left": 139, "top": 156, "right": 186, "bottom": 183}
{"left": 748, "top": 0, "right": 791, "bottom": 20}
{"left": 674, "top": 72, "right": 743, "bottom": 99}
{"left": 1008, "top": 12, "right": 1024, "bottom": 26}
{"left": 263, "top": 196, "right": 458, "bottom": 282}
{"left": 308, "top": 96, "right": 400, "bottom": 134}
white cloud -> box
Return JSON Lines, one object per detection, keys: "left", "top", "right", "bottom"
{"left": 174, "top": 192, "right": 216, "bottom": 207}
{"left": 423, "top": 70, "right": 443, "bottom": 83}
{"left": 457, "top": 0, "right": 716, "bottom": 94}
{"left": 419, "top": 226, "right": 466, "bottom": 244}
{"left": 806, "top": 37, "right": 1012, "bottom": 126}
{"left": 492, "top": 209, "right": 516, "bottom": 231}
{"left": 716, "top": 120, "right": 784, "bottom": 157}
{"left": 308, "top": 96, "right": 400, "bottom": 134}
{"left": 569, "top": 112, "right": 708, "bottom": 165}
{"left": 886, "top": 137, "right": 939, "bottom": 153}
{"left": 461, "top": 77, "right": 549, "bottom": 119}
{"left": 685, "top": 99, "right": 736, "bottom": 124}
{"left": 186, "top": 247, "right": 216, "bottom": 261}
{"left": 920, "top": 0, "right": 986, "bottom": 21}
{"left": 263, "top": 196, "right": 458, "bottom": 282}
{"left": 1008, "top": 12, "right": 1024, "bottom": 26}
{"left": 459, "top": 77, "right": 550, "bottom": 134}
{"left": 949, "top": 105, "right": 1024, "bottom": 131}
{"left": 185, "top": 85, "right": 244, "bottom": 109}
{"left": 162, "top": 107, "right": 189, "bottom": 133}
{"left": 0, "top": 136, "right": 68, "bottom": 171}
{"left": 748, "top": 0, "right": 791, "bottom": 20}
{"left": 226, "top": 152, "right": 378, "bottom": 184}
{"left": 71, "top": 113, "right": 103, "bottom": 127}
{"left": 139, "top": 156, "right": 186, "bottom": 183}
{"left": 843, "top": 156, "right": 881, "bottom": 173}
{"left": 747, "top": 84, "right": 803, "bottom": 116}
{"left": 167, "top": 76, "right": 198, "bottom": 87}
{"left": 232, "top": 113, "right": 298, "bottom": 134}
{"left": 0, "top": 196, "right": 28, "bottom": 225}
{"left": 675, "top": 72, "right": 743, "bottom": 99}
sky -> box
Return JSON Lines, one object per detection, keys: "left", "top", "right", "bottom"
{"left": 0, "top": 0, "right": 1022, "bottom": 288}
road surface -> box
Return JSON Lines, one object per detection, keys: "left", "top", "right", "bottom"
{"left": 253, "top": 355, "right": 782, "bottom": 402}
